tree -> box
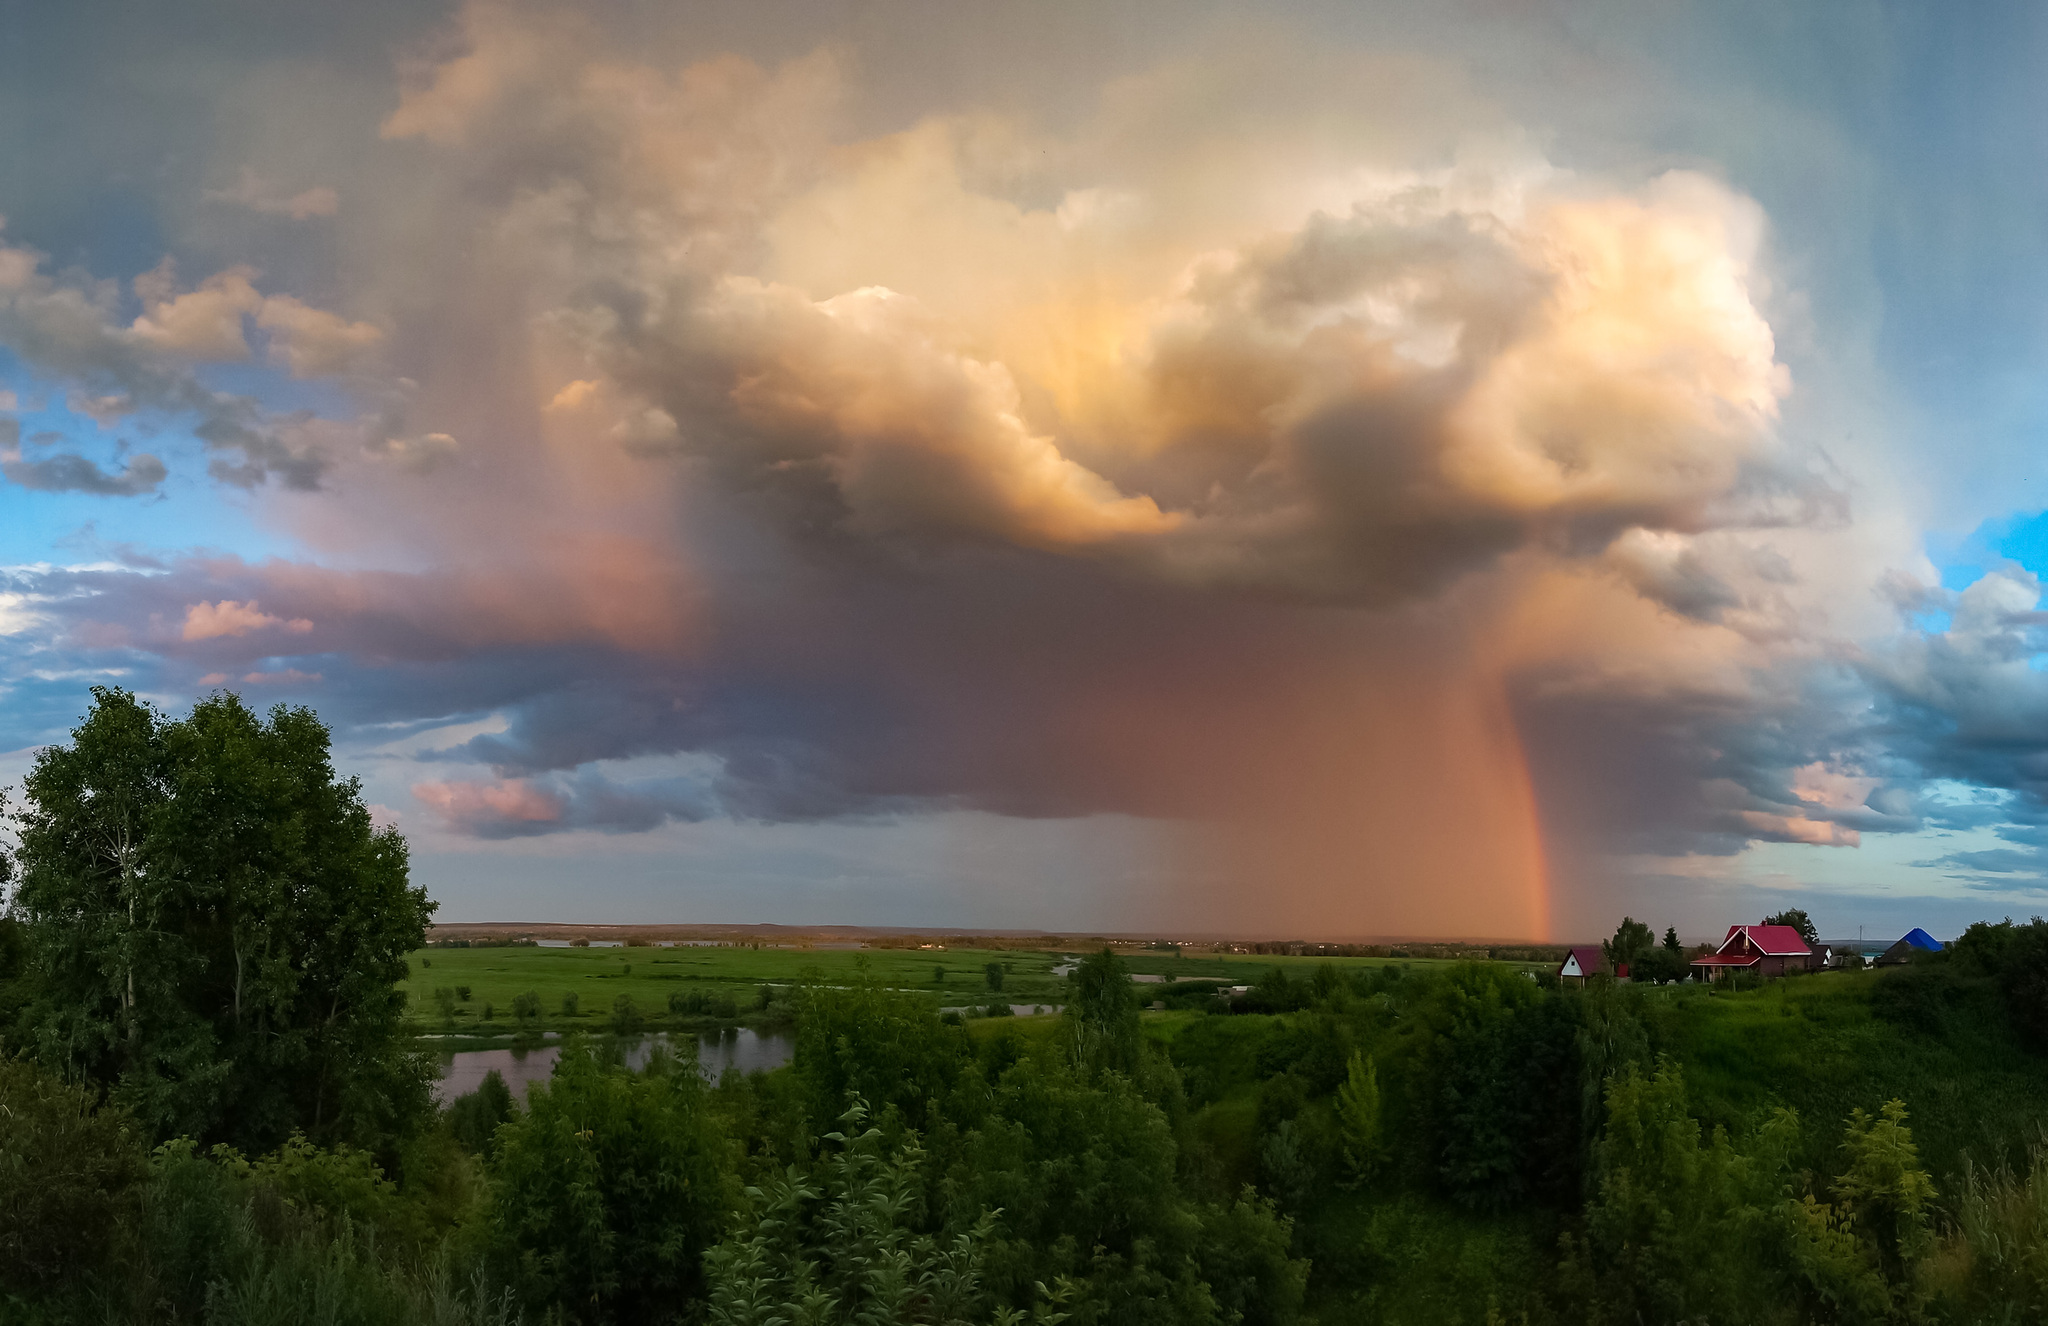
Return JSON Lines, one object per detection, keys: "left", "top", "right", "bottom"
{"left": 985, "top": 963, "right": 1006, "bottom": 993}
{"left": 1763, "top": 909, "right": 1820, "bottom": 949}
{"left": 9, "top": 688, "right": 435, "bottom": 1149}
{"left": 1335, "top": 1051, "right": 1383, "bottom": 1183}
{"left": 1663, "top": 926, "right": 1682, "bottom": 953}
{"left": 1061, "top": 948, "right": 1141, "bottom": 1078}
{"left": 488, "top": 1041, "right": 735, "bottom": 1322}
{"left": 793, "top": 979, "right": 964, "bottom": 1134}
{"left": 1602, "top": 917, "right": 1655, "bottom": 975}
{"left": 704, "top": 1098, "right": 1065, "bottom": 1325}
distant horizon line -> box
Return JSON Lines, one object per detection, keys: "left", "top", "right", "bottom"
{"left": 429, "top": 920, "right": 1868, "bottom": 948}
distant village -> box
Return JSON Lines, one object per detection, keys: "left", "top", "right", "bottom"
{"left": 1557, "top": 916, "right": 1946, "bottom": 986}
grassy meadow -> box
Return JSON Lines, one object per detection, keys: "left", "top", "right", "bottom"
{"left": 400, "top": 940, "right": 1541, "bottom": 1033}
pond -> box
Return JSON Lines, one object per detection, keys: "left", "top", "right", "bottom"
{"left": 433, "top": 1028, "right": 794, "bottom": 1105}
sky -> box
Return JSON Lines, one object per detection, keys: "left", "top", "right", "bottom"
{"left": 5, "top": 1, "right": 2048, "bottom": 942}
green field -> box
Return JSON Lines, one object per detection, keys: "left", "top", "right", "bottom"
{"left": 402, "top": 943, "right": 1069, "bottom": 1031}
{"left": 401, "top": 942, "right": 1539, "bottom": 1033}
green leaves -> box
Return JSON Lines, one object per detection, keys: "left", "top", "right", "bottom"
{"left": 706, "top": 1098, "right": 1065, "bottom": 1326}
{"left": 1059, "top": 949, "right": 1141, "bottom": 1079}
{"left": 9, "top": 689, "right": 435, "bottom": 1150}
{"left": 488, "top": 1040, "right": 735, "bottom": 1323}
{"left": 1334, "top": 1050, "right": 1383, "bottom": 1184}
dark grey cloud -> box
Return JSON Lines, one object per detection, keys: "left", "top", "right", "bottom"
{"left": 3, "top": 448, "right": 166, "bottom": 496}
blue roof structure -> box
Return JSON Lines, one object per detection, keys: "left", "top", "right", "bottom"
{"left": 1898, "top": 928, "right": 1943, "bottom": 951}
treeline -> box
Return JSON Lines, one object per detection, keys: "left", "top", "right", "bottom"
{"left": 18, "top": 942, "right": 2048, "bottom": 1322}
{"left": 4, "top": 954, "right": 1304, "bottom": 1324}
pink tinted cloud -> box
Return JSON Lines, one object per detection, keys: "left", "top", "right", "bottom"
{"left": 413, "top": 778, "right": 566, "bottom": 832}
{"left": 181, "top": 599, "right": 313, "bottom": 641}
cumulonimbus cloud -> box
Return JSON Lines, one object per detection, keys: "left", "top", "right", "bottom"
{"left": 8, "top": 1, "right": 2032, "bottom": 938}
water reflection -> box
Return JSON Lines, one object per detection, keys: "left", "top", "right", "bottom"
{"left": 434, "top": 1028, "right": 793, "bottom": 1104}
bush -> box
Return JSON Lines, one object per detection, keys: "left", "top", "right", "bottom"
{"left": 0, "top": 1057, "right": 147, "bottom": 1294}
{"left": 704, "top": 1099, "right": 1045, "bottom": 1324}
{"left": 611, "top": 994, "right": 643, "bottom": 1036}
{"left": 512, "top": 991, "right": 540, "bottom": 1024}
{"left": 449, "top": 1071, "right": 518, "bottom": 1157}
{"left": 985, "top": 963, "right": 1005, "bottom": 993}
{"left": 794, "top": 982, "right": 965, "bottom": 1134}
{"left": 561, "top": 992, "right": 579, "bottom": 1018}
{"left": 488, "top": 1041, "right": 735, "bottom": 1322}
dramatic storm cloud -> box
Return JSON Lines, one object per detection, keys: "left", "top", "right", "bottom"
{"left": 6, "top": 1, "right": 2048, "bottom": 937}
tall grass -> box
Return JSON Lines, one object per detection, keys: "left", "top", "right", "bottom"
{"left": 1929, "top": 1141, "right": 2048, "bottom": 1321}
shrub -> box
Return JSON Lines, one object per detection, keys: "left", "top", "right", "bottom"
{"left": 612, "top": 994, "right": 643, "bottom": 1036}
{"left": 449, "top": 1071, "right": 518, "bottom": 1157}
{"left": 561, "top": 992, "right": 579, "bottom": 1018}
{"left": 488, "top": 1041, "right": 735, "bottom": 1322}
{"left": 0, "top": 1057, "right": 147, "bottom": 1293}
{"left": 706, "top": 1098, "right": 1066, "bottom": 1325}
{"left": 512, "top": 991, "right": 541, "bottom": 1024}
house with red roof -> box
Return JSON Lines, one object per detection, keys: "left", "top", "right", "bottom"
{"left": 1689, "top": 924, "right": 1818, "bottom": 981}
{"left": 1557, "top": 946, "right": 1610, "bottom": 986}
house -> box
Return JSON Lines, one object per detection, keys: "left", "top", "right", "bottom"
{"left": 1875, "top": 927, "right": 1944, "bottom": 966}
{"left": 1557, "top": 946, "right": 1610, "bottom": 986}
{"left": 1689, "top": 924, "right": 1819, "bottom": 981}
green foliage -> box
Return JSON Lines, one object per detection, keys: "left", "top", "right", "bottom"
{"left": 512, "top": 990, "right": 540, "bottom": 1024}
{"left": 1434, "top": 966, "right": 1588, "bottom": 1210}
{"left": 1061, "top": 949, "right": 1141, "bottom": 1078}
{"left": 985, "top": 963, "right": 1005, "bottom": 993}
{"left": 1834, "top": 1100, "right": 1936, "bottom": 1292}
{"left": 1764, "top": 908, "right": 1821, "bottom": 948}
{"left": 1602, "top": 916, "right": 1655, "bottom": 974}
{"left": 611, "top": 993, "right": 643, "bottom": 1036}
{"left": 562, "top": 991, "right": 579, "bottom": 1018}
{"left": 487, "top": 1039, "right": 734, "bottom": 1322}
{"left": 1953, "top": 916, "right": 2048, "bottom": 1050}
{"left": 0, "top": 1056, "right": 147, "bottom": 1294}
{"left": 933, "top": 1043, "right": 1307, "bottom": 1325}
{"left": 8, "top": 688, "right": 435, "bottom": 1151}
{"left": 1334, "top": 1050, "right": 1383, "bottom": 1183}
{"left": 794, "top": 979, "right": 964, "bottom": 1134}
{"left": 1928, "top": 1141, "right": 2048, "bottom": 1316}
{"left": 1568, "top": 1058, "right": 1804, "bottom": 1323}
{"left": 671, "top": 989, "right": 743, "bottom": 1019}
{"left": 1570, "top": 1060, "right": 1939, "bottom": 1324}
{"left": 706, "top": 1098, "right": 1065, "bottom": 1325}
{"left": 126, "top": 1137, "right": 512, "bottom": 1326}
{"left": 448, "top": 1070, "right": 518, "bottom": 1157}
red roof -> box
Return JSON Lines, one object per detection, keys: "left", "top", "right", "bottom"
{"left": 1721, "top": 924, "right": 1812, "bottom": 957}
